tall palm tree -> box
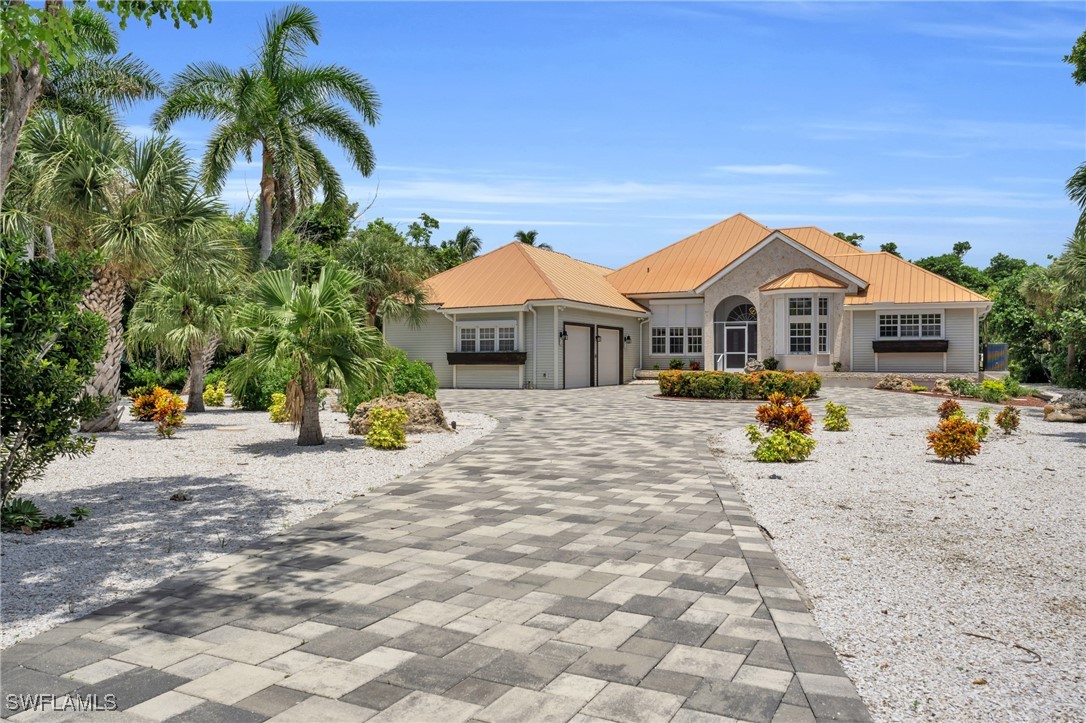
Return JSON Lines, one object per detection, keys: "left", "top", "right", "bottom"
{"left": 231, "top": 265, "right": 383, "bottom": 445}
{"left": 450, "top": 226, "right": 481, "bottom": 263}
{"left": 3, "top": 114, "right": 225, "bottom": 431}
{"left": 154, "top": 4, "right": 380, "bottom": 262}
{"left": 336, "top": 221, "right": 430, "bottom": 328}
{"left": 1067, "top": 162, "right": 1086, "bottom": 233}
{"left": 514, "top": 229, "right": 552, "bottom": 251}
{"left": 127, "top": 237, "right": 244, "bottom": 413}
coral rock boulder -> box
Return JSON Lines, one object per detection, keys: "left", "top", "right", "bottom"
{"left": 874, "top": 374, "right": 915, "bottom": 392}
{"left": 1043, "top": 391, "right": 1086, "bottom": 423}
{"left": 349, "top": 393, "right": 452, "bottom": 435}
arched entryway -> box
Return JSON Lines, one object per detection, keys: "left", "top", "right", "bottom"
{"left": 713, "top": 296, "right": 758, "bottom": 370}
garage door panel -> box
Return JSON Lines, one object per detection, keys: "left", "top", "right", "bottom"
{"left": 565, "top": 325, "right": 592, "bottom": 389}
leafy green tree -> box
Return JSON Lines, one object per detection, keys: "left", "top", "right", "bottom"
{"left": 952, "top": 241, "right": 972, "bottom": 258}
{"left": 3, "top": 114, "right": 225, "bottom": 431}
{"left": 406, "top": 213, "right": 440, "bottom": 247}
{"left": 154, "top": 4, "right": 380, "bottom": 262}
{"left": 985, "top": 265, "right": 1047, "bottom": 381}
{"left": 515, "top": 229, "right": 552, "bottom": 250}
{"left": 292, "top": 201, "right": 357, "bottom": 248}
{"left": 879, "top": 242, "right": 902, "bottom": 257}
{"left": 1065, "top": 28, "right": 1086, "bottom": 85}
{"left": 833, "top": 231, "right": 863, "bottom": 247}
{"left": 984, "top": 253, "right": 1029, "bottom": 284}
{"left": 0, "top": 245, "right": 107, "bottom": 501}
{"left": 0, "top": 0, "right": 209, "bottom": 205}
{"left": 336, "top": 219, "right": 431, "bottom": 328}
{"left": 913, "top": 244, "right": 992, "bottom": 293}
{"left": 230, "top": 265, "right": 383, "bottom": 445}
{"left": 128, "top": 237, "right": 245, "bottom": 413}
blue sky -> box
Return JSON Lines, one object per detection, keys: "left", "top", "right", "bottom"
{"left": 117, "top": 1, "right": 1085, "bottom": 268}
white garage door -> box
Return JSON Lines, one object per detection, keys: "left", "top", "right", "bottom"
{"left": 597, "top": 327, "right": 621, "bottom": 386}
{"left": 565, "top": 325, "right": 592, "bottom": 388}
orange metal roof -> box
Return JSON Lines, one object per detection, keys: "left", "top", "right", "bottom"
{"left": 423, "top": 242, "right": 647, "bottom": 312}
{"left": 827, "top": 252, "right": 990, "bottom": 305}
{"left": 760, "top": 269, "right": 848, "bottom": 291}
{"left": 606, "top": 213, "right": 771, "bottom": 295}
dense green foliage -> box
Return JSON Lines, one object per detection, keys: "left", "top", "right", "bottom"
{"left": 658, "top": 370, "right": 822, "bottom": 400}
{"left": 1, "top": 497, "right": 90, "bottom": 533}
{"left": 228, "top": 361, "right": 295, "bottom": 411}
{"left": 0, "top": 247, "right": 107, "bottom": 501}
{"left": 386, "top": 349, "right": 439, "bottom": 398}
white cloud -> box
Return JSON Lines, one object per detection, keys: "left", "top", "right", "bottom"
{"left": 712, "top": 164, "right": 828, "bottom": 176}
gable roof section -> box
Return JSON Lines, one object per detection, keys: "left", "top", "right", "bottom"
{"left": 606, "top": 213, "right": 771, "bottom": 295}
{"left": 760, "top": 269, "right": 848, "bottom": 292}
{"left": 423, "top": 242, "right": 646, "bottom": 312}
{"left": 827, "top": 252, "right": 990, "bottom": 305}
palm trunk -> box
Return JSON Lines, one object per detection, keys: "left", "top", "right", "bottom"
{"left": 181, "top": 335, "right": 220, "bottom": 395}
{"left": 79, "top": 264, "right": 127, "bottom": 432}
{"left": 258, "top": 146, "right": 275, "bottom": 262}
{"left": 296, "top": 368, "right": 323, "bottom": 446}
{"left": 186, "top": 343, "right": 206, "bottom": 413}
{"left": 43, "top": 223, "right": 55, "bottom": 260}
{"left": 1069, "top": 342, "right": 1078, "bottom": 378}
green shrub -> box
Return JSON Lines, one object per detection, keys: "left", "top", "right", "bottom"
{"left": 927, "top": 416, "right": 981, "bottom": 463}
{"left": 658, "top": 370, "right": 821, "bottom": 400}
{"left": 389, "top": 353, "right": 438, "bottom": 398}
{"left": 762, "top": 357, "right": 780, "bottom": 371}
{"left": 202, "top": 380, "right": 227, "bottom": 407}
{"left": 268, "top": 393, "right": 290, "bottom": 423}
{"left": 995, "top": 405, "right": 1020, "bottom": 435}
{"left": 745, "top": 425, "right": 817, "bottom": 463}
{"left": 832, "top": 361, "right": 842, "bottom": 372}
{"left": 1002, "top": 377, "right": 1022, "bottom": 398}
{"left": 1, "top": 498, "right": 90, "bottom": 533}
{"left": 124, "top": 364, "right": 188, "bottom": 393}
{"left": 975, "top": 407, "right": 992, "bottom": 442}
{"left": 947, "top": 378, "right": 979, "bottom": 397}
{"left": 823, "top": 401, "right": 851, "bottom": 431}
{"left": 979, "top": 380, "right": 1007, "bottom": 403}
{"left": 367, "top": 407, "right": 407, "bottom": 450}
{"left": 228, "top": 361, "right": 295, "bottom": 411}
{"left": 204, "top": 368, "right": 225, "bottom": 388}
{"left": 668, "top": 359, "right": 684, "bottom": 370}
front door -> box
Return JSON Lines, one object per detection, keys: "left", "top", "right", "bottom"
{"left": 724, "top": 324, "right": 747, "bottom": 370}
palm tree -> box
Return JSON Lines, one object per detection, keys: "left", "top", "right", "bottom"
{"left": 336, "top": 221, "right": 430, "bottom": 328}
{"left": 514, "top": 229, "right": 552, "bottom": 251}
{"left": 450, "top": 226, "right": 481, "bottom": 263}
{"left": 231, "top": 265, "right": 383, "bottom": 445}
{"left": 3, "top": 114, "right": 225, "bottom": 431}
{"left": 1067, "top": 162, "right": 1086, "bottom": 233}
{"left": 127, "top": 238, "right": 244, "bottom": 413}
{"left": 154, "top": 4, "right": 380, "bottom": 262}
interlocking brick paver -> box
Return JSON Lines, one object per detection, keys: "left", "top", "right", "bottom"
{"left": 0, "top": 386, "right": 872, "bottom": 722}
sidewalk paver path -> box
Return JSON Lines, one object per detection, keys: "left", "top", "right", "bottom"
{"left": 2, "top": 386, "right": 871, "bottom": 722}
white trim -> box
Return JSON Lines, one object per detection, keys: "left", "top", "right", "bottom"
{"left": 456, "top": 320, "right": 518, "bottom": 353}
{"left": 435, "top": 300, "right": 650, "bottom": 319}
{"left": 694, "top": 231, "right": 868, "bottom": 294}
{"left": 627, "top": 292, "right": 704, "bottom": 300}
{"left": 876, "top": 310, "right": 944, "bottom": 341}
{"left": 761, "top": 286, "right": 846, "bottom": 296}
{"left": 518, "top": 310, "right": 524, "bottom": 389}
{"left": 455, "top": 318, "right": 517, "bottom": 329}
{"left": 845, "top": 301, "right": 990, "bottom": 311}
{"left": 973, "top": 307, "right": 979, "bottom": 374}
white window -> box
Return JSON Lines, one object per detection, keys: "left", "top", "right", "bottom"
{"left": 818, "top": 322, "right": 828, "bottom": 354}
{"left": 651, "top": 326, "right": 703, "bottom": 355}
{"left": 687, "top": 327, "right": 703, "bottom": 354}
{"left": 651, "top": 328, "right": 667, "bottom": 354}
{"left": 789, "top": 297, "right": 812, "bottom": 316}
{"left": 669, "top": 327, "right": 685, "bottom": 355}
{"left": 878, "top": 312, "right": 942, "bottom": 339}
{"left": 457, "top": 321, "right": 517, "bottom": 352}
{"left": 818, "top": 296, "right": 829, "bottom": 317}
{"left": 790, "top": 323, "right": 812, "bottom": 354}
{"left": 459, "top": 327, "right": 476, "bottom": 352}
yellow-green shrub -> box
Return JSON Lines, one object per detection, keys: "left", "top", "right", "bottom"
{"left": 745, "top": 425, "right": 817, "bottom": 463}
{"left": 268, "top": 393, "right": 289, "bottom": 423}
{"left": 367, "top": 407, "right": 407, "bottom": 450}
{"left": 202, "top": 380, "right": 226, "bottom": 407}
{"left": 823, "top": 401, "right": 851, "bottom": 431}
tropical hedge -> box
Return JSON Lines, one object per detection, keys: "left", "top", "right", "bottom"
{"left": 657, "top": 370, "right": 822, "bottom": 400}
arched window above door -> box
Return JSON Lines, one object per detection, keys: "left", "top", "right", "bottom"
{"left": 726, "top": 304, "right": 757, "bottom": 322}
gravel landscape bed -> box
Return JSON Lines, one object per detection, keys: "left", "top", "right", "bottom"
{"left": 1, "top": 404, "right": 495, "bottom": 649}
{"left": 711, "top": 412, "right": 1085, "bottom": 722}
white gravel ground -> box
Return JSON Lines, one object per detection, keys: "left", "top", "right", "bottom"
{"left": 1, "top": 403, "right": 495, "bottom": 649}
{"left": 712, "top": 412, "right": 1085, "bottom": 722}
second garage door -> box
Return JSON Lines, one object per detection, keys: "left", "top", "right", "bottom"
{"left": 596, "top": 327, "right": 621, "bottom": 386}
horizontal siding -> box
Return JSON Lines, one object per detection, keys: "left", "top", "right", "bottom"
{"left": 945, "top": 308, "right": 977, "bottom": 373}
{"left": 558, "top": 308, "right": 642, "bottom": 384}
{"left": 851, "top": 311, "right": 876, "bottom": 371}
{"left": 531, "top": 306, "right": 559, "bottom": 389}
{"left": 875, "top": 353, "right": 945, "bottom": 373}
{"left": 383, "top": 312, "right": 454, "bottom": 388}
{"left": 455, "top": 365, "right": 521, "bottom": 389}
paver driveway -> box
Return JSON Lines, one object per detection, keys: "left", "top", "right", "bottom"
{"left": 2, "top": 385, "right": 869, "bottom": 722}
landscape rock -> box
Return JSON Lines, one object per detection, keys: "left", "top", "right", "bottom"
{"left": 1043, "top": 391, "right": 1086, "bottom": 423}
{"left": 744, "top": 358, "right": 765, "bottom": 373}
{"left": 932, "top": 379, "right": 952, "bottom": 395}
{"left": 874, "top": 373, "right": 915, "bottom": 392}
{"left": 349, "top": 393, "right": 452, "bottom": 435}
